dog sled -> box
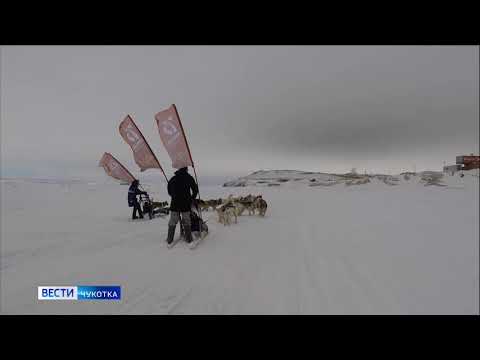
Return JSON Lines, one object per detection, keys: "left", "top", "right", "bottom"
{"left": 178, "top": 205, "right": 209, "bottom": 249}
{"left": 139, "top": 193, "right": 170, "bottom": 220}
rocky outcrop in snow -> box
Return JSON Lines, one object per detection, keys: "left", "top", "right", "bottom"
{"left": 223, "top": 169, "right": 479, "bottom": 188}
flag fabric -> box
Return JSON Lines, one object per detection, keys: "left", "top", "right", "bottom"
{"left": 98, "top": 152, "right": 136, "bottom": 183}
{"left": 155, "top": 104, "right": 193, "bottom": 169}
{"left": 119, "top": 115, "right": 164, "bottom": 173}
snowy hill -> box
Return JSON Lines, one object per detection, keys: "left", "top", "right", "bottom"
{"left": 222, "top": 169, "right": 478, "bottom": 188}
{"left": 223, "top": 170, "right": 346, "bottom": 187}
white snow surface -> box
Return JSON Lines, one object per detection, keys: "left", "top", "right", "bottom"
{"left": 1, "top": 170, "right": 478, "bottom": 314}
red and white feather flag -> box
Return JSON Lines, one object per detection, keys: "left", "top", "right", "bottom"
{"left": 154, "top": 104, "right": 194, "bottom": 169}
{"left": 98, "top": 152, "right": 136, "bottom": 183}
{"left": 119, "top": 115, "right": 167, "bottom": 182}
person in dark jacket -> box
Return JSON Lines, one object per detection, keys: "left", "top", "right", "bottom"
{"left": 166, "top": 167, "right": 198, "bottom": 244}
{"left": 128, "top": 179, "right": 147, "bottom": 220}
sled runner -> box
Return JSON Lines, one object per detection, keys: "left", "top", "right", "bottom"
{"left": 177, "top": 207, "right": 209, "bottom": 249}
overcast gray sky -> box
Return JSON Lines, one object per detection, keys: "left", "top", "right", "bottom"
{"left": 1, "top": 46, "right": 478, "bottom": 183}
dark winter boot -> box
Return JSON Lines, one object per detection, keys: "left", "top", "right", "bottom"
{"left": 183, "top": 225, "right": 193, "bottom": 243}
{"left": 166, "top": 226, "right": 176, "bottom": 245}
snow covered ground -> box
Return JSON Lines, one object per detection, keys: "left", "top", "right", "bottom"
{"left": 1, "top": 170, "right": 478, "bottom": 314}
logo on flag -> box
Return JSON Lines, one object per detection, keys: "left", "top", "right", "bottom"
{"left": 155, "top": 105, "right": 193, "bottom": 169}
{"left": 98, "top": 153, "right": 136, "bottom": 183}
{"left": 119, "top": 115, "right": 164, "bottom": 173}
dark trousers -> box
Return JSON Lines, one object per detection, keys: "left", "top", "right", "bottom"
{"left": 132, "top": 201, "right": 143, "bottom": 219}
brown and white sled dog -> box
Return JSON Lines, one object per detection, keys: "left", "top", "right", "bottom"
{"left": 196, "top": 199, "right": 210, "bottom": 212}
{"left": 233, "top": 202, "right": 246, "bottom": 216}
{"left": 224, "top": 206, "right": 237, "bottom": 225}
{"left": 210, "top": 199, "right": 222, "bottom": 211}
{"left": 151, "top": 201, "right": 168, "bottom": 208}
{"left": 253, "top": 196, "right": 267, "bottom": 216}
{"left": 235, "top": 201, "right": 255, "bottom": 216}
{"left": 203, "top": 199, "right": 221, "bottom": 211}
{"left": 235, "top": 194, "right": 257, "bottom": 216}
{"left": 215, "top": 203, "right": 237, "bottom": 225}
{"left": 197, "top": 199, "right": 221, "bottom": 212}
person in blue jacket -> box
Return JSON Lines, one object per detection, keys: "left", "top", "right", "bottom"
{"left": 128, "top": 179, "right": 147, "bottom": 220}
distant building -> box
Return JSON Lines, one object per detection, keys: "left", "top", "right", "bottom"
{"left": 442, "top": 154, "right": 479, "bottom": 175}
{"left": 456, "top": 154, "right": 480, "bottom": 170}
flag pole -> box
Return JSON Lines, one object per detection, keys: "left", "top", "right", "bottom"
{"left": 172, "top": 104, "right": 203, "bottom": 221}
{"left": 126, "top": 115, "right": 169, "bottom": 184}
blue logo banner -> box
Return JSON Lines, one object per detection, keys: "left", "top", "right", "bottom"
{"left": 76, "top": 286, "right": 121, "bottom": 301}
